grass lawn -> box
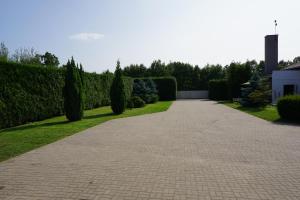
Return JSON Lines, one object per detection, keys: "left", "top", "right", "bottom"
{"left": 0, "top": 101, "right": 172, "bottom": 162}
{"left": 223, "top": 102, "right": 280, "bottom": 122}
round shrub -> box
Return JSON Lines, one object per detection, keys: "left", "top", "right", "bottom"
{"left": 277, "top": 95, "right": 300, "bottom": 121}
{"left": 147, "top": 94, "right": 159, "bottom": 103}
{"left": 126, "top": 99, "right": 134, "bottom": 109}
{"left": 131, "top": 96, "right": 145, "bottom": 108}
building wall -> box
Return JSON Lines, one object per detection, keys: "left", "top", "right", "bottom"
{"left": 272, "top": 70, "right": 300, "bottom": 103}
{"left": 177, "top": 90, "right": 208, "bottom": 99}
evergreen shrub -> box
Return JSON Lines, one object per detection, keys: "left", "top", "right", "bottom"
{"left": 277, "top": 95, "right": 300, "bottom": 121}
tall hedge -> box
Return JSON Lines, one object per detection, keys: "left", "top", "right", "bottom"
{"left": 0, "top": 61, "right": 131, "bottom": 129}
{"left": 152, "top": 77, "right": 177, "bottom": 100}
{"left": 64, "top": 58, "right": 84, "bottom": 121}
{"left": 0, "top": 61, "right": 65, "bottom": 128}
{"left": 208, "top": 79, "right": 228, "bottom": 100}
{"left": 84, "top": 73, "right": 113, "bottom": 109}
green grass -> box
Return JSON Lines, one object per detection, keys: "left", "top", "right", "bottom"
{"left": 223, "top": 102, "right": 280, "bottom": 122}
{"left": 0, "top": 101, "right": 172, "bottom": 162}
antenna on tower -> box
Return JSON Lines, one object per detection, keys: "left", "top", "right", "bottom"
{"left": 274, "top": 20, "right": 278, "bottom": 34}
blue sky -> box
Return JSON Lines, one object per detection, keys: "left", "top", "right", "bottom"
{"left": 1, "top": 0, "right": 299, "bottom": 72}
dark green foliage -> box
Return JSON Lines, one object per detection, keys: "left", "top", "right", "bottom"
{"left": 277, "top": 95, "right": 300, "bottom": 120}
{"left": 148, "top": 60, "right": 170, "bottom": 77}
{"left": 83, "top": 72, "right": 113, "bottom": 109}
{"left": 226, "top": 62, "right": 252, "bottom": 99}
{"left": 152, "top": 77, "right": 177, "bottom": 100}
{"left": 0, "top": 61, "right": 65, "bottom": 128}
{"left": 248, "top": 77, "right": 271, "bottom": 107}
{"left": 198, "top": 64, "right": 225, "bottom": 90}
{"left": 132, "top": 79, "right": 158, "bottom": 104}
{"left": 0, "top": 61, "right": 129, "bottom": 129}
{"left": 40, "top": 52, "right": 60, "bottom": 67}
{"left": 123, "top": 76, "right": 133, "bottom": 102}
{"left": 131, "top": 96, "right": 145, "bottom": 108}
{"left": 64, "top": 58, "right": 84, "bottom": 121}
{"left": 147, "top": 94, "right": 159, "bottom": 103}
{"left": 110, "top": 61, "right": 126, "bottom": 114}
{"left": 240, "top": 74, "right": 271, "bottom": 107}
{"left": 208, "top": 79, "right": 228, "bottom": 100}
{"left": 277, "top": 95, "right": 300, "bottom": 121}
{"left": 123, "top": 64, "right": 148, "bottom": 77}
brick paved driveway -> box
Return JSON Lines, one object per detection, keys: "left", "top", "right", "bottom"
{"left": 0, "top": 100, "right": 300, "bottom": 200}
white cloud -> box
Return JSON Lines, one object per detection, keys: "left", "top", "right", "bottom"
{"left": 69, "top": 32, "right": 104, "bottom": 41}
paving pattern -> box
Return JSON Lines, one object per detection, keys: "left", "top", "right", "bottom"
{"left": 0, "top": 100, "right": 300, "bottom": 200}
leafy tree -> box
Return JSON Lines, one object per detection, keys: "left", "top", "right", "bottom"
{"left": 293, "top": 56, "right": 300, "bottom": 64}
{"left": 123, "top": 64, "right": 148, "bottom": 77}
{"left": 110, "top": 60, "right": 126, "bottom": 114}
{"left": 226, "top": 62, "right": 252, "bottom": 99}
{"left": 64, "top": 57, "right": 84, "bottom": 121}
{"left": 199, "top": 64, "right": 225, "bottom": 90}
{"left": 41, "top": 52, "right": 60, "bottom": 67}
{"left": 167, "top": 62, "right": 194, "bottom": 90}
{"left": 0, "top": 42, "right": 9, "bottom": 62}
{"left": 148, "top": 60, "right": 170, "bottom": 77}
{"left": 278, "top": 60, "right": 293, "bottom": 69}
{"left": 11, "top": 47, "right": 42, "bottom": 65}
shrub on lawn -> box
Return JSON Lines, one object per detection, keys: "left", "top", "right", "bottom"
{"left": 131, "top": 96, "right": 145, "bottom": 108}
{"left": 110, "top": 61, "right": 126, "bottom": 114}
{"left": 208, "top": 79, "right": 228, "bottom": 100}
{"left": 64, "top": 58, "right": 84, "bottom": 121}
{"left": 277, "top": 95, "right": 300, "bottom": 121}
{"left": 132, "top": 79, "right": 159, "bottom": 104}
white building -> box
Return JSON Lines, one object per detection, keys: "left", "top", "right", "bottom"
{"left": 272, "top": 63, "right": 300, "bottom": 104}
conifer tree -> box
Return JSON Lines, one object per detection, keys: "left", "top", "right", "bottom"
{"left": 110, "top": 60, "right": 126, "bottom": 114}
{"left": 64, "top": 57, "right": 84, "bottom": 121}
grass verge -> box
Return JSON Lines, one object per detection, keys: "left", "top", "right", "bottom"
{"left": 222, "top": 102, "right": 280, "bottom": 122}
{"left": 0, "top": 101, "right": 172, "bottom": 162}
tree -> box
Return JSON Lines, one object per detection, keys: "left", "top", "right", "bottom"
{"left": 11, "top": 47, "right": 42, "bottom": 65}
{"left": 123, "top": 64, "right": 148, "bottom": 77}
{"left": 226, "top": 62, "right": 252, "bottom": 99}
{"left": 199, "top": 64, "right": 225, "bottom": 90}
{"left": 41, "top": 52, "right": 60, "bottom": 67}
{"left": 0, "top": 42, "right": 9, "bottom": 62}
{"left": 64, "top": 57, "right": 84, "bottom": 121}
{"left": 148, "top": 60, "right": 170, "bottom": 77}
{"left": 110, "top": 60, "right": 126, "bottom": 114}
{"left": 293, "top": 56, "right": 300, "bottom": 64}
{"left": 167, "top": 62, "right": 194, "bottom": 90}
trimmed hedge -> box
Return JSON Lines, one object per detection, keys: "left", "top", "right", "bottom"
{"left": 133, "top": 77, "right": 177, "bottom": 101}
{"left": 84, "top": 73, "right": 113, "bottom": 109}
{"left": 152, "top": 77, "right": 177, "bottom": 100}
{"left": 277, "top": 95, "right": 300, "bottom": 121}
{"left": 0, "top": 61, "right": 65, "bottom": 129}
{"left": 0, "top": 61, "right": 132, "bottom": 129}
{"left": 208, "top": 79, "right": 228, "bottom": 100}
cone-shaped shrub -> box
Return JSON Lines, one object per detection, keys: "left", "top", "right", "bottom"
{"left": 110, "top": 61, "right": 126, "bottom": 114}
{"left": 64, "top": 57, "right": 84, "bottom": 121}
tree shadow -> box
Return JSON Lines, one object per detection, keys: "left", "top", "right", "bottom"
{"left": 1, "top": 121, "right": 70, "bottom": 133}
{"left": 272, "top": 119, "right": 300, "bottom": 127}
{"left": 83, "top": 113, "right": 114, "bottom": 119}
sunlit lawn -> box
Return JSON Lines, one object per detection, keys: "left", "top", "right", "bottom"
{"left": 0, "top": 101, "right": 172, "bottom": 162}
{"left": 223, "top": 102, "right": 280, "bottom": 122}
